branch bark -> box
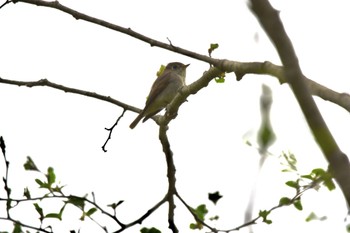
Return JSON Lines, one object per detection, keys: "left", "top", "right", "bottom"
{"left": 250, "top": 0, "right": 350, "bottom": 207}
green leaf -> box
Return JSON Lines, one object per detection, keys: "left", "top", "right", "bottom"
{"left": 47, "top": 167, "right": 56, "bottom": 186}
{"left": 108, "top": 200, "right": 124, "bottom": 210}
{"left": 259, "top": 210, "right": 272, "bottom": 224}
{"left": 193, "top": 204, "right": 208, "bottom": 221}
{"left": 23, "top": 156, "right": 40, "bottom": 172}
{"left": 13, "top": 222, "right": 22, "bottom": 233}
{"left": 140, "top": 227, "right": 161, "bottom": 233}
{"left": 208, "top": 43, "right": 219, "bottom": 56}
{"left": 214, "top": 76, "right": 225, "bottom": 83}
{"left": 23, "top": 187, "right": 31, "bottom": 199}
{"left": 66, "top": 196, "right": 85, "bottom": 210}
{"left": 156, "top": 65, "right": 166, "bottom": 77}
{"left": 293, "top": 199, "right": 303, "bottom": 211}
{"left": 34, "top": 203, "right": 44, "bottom": 222}
{"left": 86, "top": 207, "right": 97, "bottom": 217}
{"left": 285, "top": 180, "right": 299, "bottom": 189}
{"left": 209, "top": 215, "right": 219, "bottom": 221}
{"left": 208, "top": 191, "right": 223, "bottom": 205}
{"left": 279, "top": 197, "right": 291, "bottom": 206}
{"left": 45, "top": 213, "right": 62, "bottom": 220}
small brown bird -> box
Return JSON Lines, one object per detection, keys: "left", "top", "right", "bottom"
{"left": 129, "top": 62, "right": 189, "bottom": 129}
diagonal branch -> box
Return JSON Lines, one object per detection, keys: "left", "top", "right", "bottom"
{"left": 250, "top": 0, "right": 350, "bottom": 207}
{"left": 9, "top": 1, "right": 350, "bottom": 113}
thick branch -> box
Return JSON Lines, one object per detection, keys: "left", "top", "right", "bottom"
{"left": 250, "top": 0, "right": 350, "bottom": 207}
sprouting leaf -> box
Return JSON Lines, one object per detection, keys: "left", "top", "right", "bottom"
{"left": 156, "top": 65, "right": 166, "bottom": 77}
{"left": 193, "top": 204, "right": 208, "bottom": 221}
{"left": 214, "top": 72, "right": 226, "bottom": 83}
{"left": 23, "top": 187, "right": 31, "bottom": 199}
{"left": 108, "top": 200, "right": 124, "bottom": 210}
{"left": 208, "top": 43, "right": 219, "bottom": 56}
{"left": 46, "top": 167, "right": 56, "bottom": 186}
{"left": 259, "top": 210, "right": 272, "bottom": 224}
{"left": 208, "top": 191, "right": 223, "bottom": 205}
{"left": 23, "top": 156, "right": 40, "bottom": 172}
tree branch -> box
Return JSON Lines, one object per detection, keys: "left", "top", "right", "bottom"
{"left": 249, "top": 0, "right": 350, "bottom": 207}
{"left": 9, "top": 0, "right": 350, "bottom": 113}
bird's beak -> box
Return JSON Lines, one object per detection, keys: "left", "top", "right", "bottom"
{"left": 185, "top": 64, "right": 190, "bottom": 68}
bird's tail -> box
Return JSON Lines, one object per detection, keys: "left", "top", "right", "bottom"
{"left": 129, "top": 113, "right": 143, "bottom": 129}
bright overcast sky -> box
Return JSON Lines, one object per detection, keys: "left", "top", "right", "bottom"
{"left": 1, "top": 0, "right": 350, "bottom": 232}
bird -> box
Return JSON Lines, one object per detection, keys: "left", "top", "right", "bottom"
{"left": 129, "top": 62, "right": 189, "bottom": 129}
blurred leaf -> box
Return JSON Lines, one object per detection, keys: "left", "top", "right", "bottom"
{"left": 23, "top": 156, "right": 40, "bottom": 172}
{"left": 305, "top": 212, "right": 327, "bottom": 222}
{"left": 258, "top": 84, "right": 275, "bottom": 150}
{"left": 281, "top": 152, "right": 298, "bottom": 172}
{"left": 208, "top": 191, "right": 223, "bottom": 205}
{"left": 140, "top": 227, "right": 161, "bottom": 233}
{"left": 259, "top": 210, "right": 272, "bottom": 224}
{"left": 209, "top": 215, "right": 219, "bottom": 221}
{"left": 0, "top": 136, "right": 5, "bottom": 155}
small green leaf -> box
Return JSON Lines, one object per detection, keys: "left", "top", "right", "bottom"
{"left": 86, "top": 207, "right": 97, "bottom": 217}
{"left": 34, "top": 203, "right": 44, "bottom": 221}
{"left": 279, "top": 197, "right": 291, "bottom": 206}
{"left": 285, "top": 180, "right": 298, "bottom": 189}
{"left": 209, "top": 215, "right": 219, "bottom": 221}
{"left": 140, "top": 227, "right": 161, "bottom": 233}
{"left": 13, "top": 222, "right": 22, "bottom": 233}
{"left": 192, "top": 204, "right": 208, "bottom": 221}
{"left": 23, "top": 187, "right": 31, "bottom": 199}
{"left": 23, "top": 156, "right": 40, "bottom": 172}
{"left": 293, "top": 199, "right": 303, "bottom": 211}
{"left": 45, "top": 213, "right": 62, "bottom": 220}
{"left": 156, "top": 65, "right": 166, "bottom": 77}
{"left": 208, "top": 191, "right": 223, "bottom": 205}
{"left": 108, "top": 200, "right": 124, "bottom": 210}
{"left": 208, "top": 43, "right": 219, "bottom": 56}
{"left": 259, "top": 210, "right": 272, "bottom": 224}
{"left": 47, "top": 167, "right": 56, "bottom": 186}
{"left": 66, "top": 196, "right": 85, "bottom": 210}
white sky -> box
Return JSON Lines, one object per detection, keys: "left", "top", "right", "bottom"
{"left": 1, "top": 0, "right": 350, "bottom": 232}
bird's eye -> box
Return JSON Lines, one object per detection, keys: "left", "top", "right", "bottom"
{"left": 172, "top": 65, "right": 178, "bottom": 70}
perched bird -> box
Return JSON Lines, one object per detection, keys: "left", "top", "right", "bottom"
{"left": 129, "top": 62, "right": 189, "bottom": 129}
